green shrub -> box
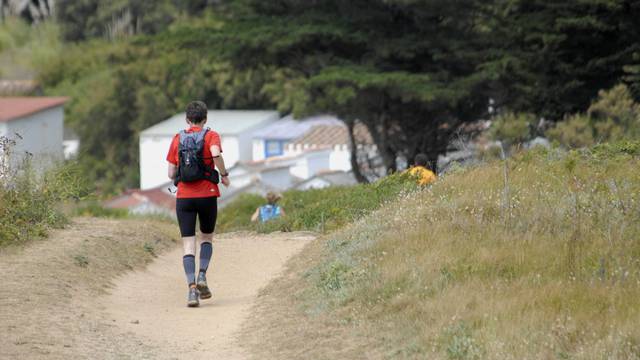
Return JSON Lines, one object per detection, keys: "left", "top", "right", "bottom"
{"left": 73, "top": 201, "right": 128, "bottom": 219}
{"left": 548, "top": 84, "right": 640, "bottom": 148}
{"left": 489, "top": 111, "right": 537, "bottom": 147}
{"left": 546, "top": 113, "right": 594, "bottom": 148}
{"left": 217, "top": 172, "right": 418, "bottom": 233}
{"left": 0, "top": 149, "right": 92, "bottom": 247}
{"left": 0, "top": 18, "right": 62, "bottom": 79}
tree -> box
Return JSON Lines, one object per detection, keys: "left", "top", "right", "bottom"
{"left": 217, "top": 0, "right": 492, "bottom": 176}
{"left": 485, "top": 0, "right": 640, "bottom": 120}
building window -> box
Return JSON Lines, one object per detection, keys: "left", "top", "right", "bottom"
{"left": 264, "top": 140, "right": 285, "bottom": 158}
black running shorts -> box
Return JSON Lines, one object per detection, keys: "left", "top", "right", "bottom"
{"left": 176, "top": 197, "right": 218, "bottom": 237}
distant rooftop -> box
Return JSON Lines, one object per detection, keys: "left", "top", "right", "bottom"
{"left": 0, "top": 97, "right": 68, "bottom": 123}
{"left": 291, "top": 122, "right": 373, "bottom": 147}
{"left": 251, "top": 114, "right": 342, "bottom": 140}
{"left": 140, "top": 110, "right": 280, "bottom": 136}
{"left": 0, "top": 80, "right": 41, "bottom": 96}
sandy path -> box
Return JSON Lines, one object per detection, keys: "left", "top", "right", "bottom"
{"left": 104, "top": 231, "right": 315, "bottom": 360}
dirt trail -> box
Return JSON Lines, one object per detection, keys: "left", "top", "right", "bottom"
{"left": 105, "top": 231, "right": 314, "bottom": 359}
{"left": 0, "top": 218, "right": 314, "bottom": 359}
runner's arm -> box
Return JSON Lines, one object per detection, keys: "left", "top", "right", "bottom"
{"left": 210, "top": 144, "right": 230, "bottom": 186}
{"left": 251, "top": 208, "right": 260, "bottom": 222}
{"left": 210, "top": 144, "right": 228, "bottom": 174}
{"left": 168, "top": 163, "right": 177, "bottom": 180}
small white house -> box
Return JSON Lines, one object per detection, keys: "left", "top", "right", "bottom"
{"left": 250, "top": 114, "right": 342, "bottom": 161}
{"left": 0, "top": 97, "right": 67, "bottom": 172}
{"left": 139, "top": 110, "right": 279, "bottom": 190}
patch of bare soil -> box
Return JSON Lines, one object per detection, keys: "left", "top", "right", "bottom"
{"left": 239, "top": 236, "right": 382, "bottom": 360}
{"left": 0, "top": 218, "right": 314, "bottom": 359}
{"left": 0, "top": 217, "right": 178, "bottom": 359}
{"left": 104, "top": 231, "right": 314, "bottom": 360}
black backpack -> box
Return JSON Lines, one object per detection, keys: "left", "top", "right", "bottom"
{"left": 174, "top": 128, "right": 219, "bottom": 185}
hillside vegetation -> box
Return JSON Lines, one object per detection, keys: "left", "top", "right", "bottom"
{"left": 217, "top": 174, "right": 417, "bottom": 234}
{"left": 240, "top": 143, "right": 640, "bottom": 359}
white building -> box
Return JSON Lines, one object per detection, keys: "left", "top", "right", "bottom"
{"left": 0, "top": 97, "right": 67, "bottom": 172}
{"left": 250, "top": 115, "right": 342, "bottom": 161}
{"left": 139, "top": 110, "right": 279, "bottom": 190}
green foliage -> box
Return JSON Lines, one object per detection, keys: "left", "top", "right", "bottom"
{"left": 486, "top": 0, "right": 640, "bottom": 120}
{"left": 546, "top": 114, "right": 595, "bottom": 148}
{"left": 73, "top": 254, "right": 89, "bottom": 267}
{"left": 442, "top": 322, "right": 483, "bottom": 360}
{"left": 217, "top": 172, "right": 418, "bottom": 233}
{"left": 488, "top": 112, "right": 536, "bottom": 146}
{"left": 143, "top": 242, "right": 156, "bottom": 256}
{"left": 216, "top": 193, "right": 264, "bottom": 233}
{"left": 548, "top": 84, "right": 640, "bottom": 148}
{"left": 55, "top": 0, "right": 217, "bottom": 41}
{"left": 0, "top": 161, "right": 92, "bottom": 247}
{"left": 73, "top": 201, "right": 128, "bottom": 219}
{"left": 0, "top": 18, "right": 62, "bottom": 78}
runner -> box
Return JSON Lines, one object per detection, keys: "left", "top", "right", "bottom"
{"left": 251, "top": 192, "right": 286, "bottom": 223}
{"left": 407, "top": 153, "right": 437, "bottom": 185}
{"left": 166, "top": 100, "right": 230, "bottom": 307}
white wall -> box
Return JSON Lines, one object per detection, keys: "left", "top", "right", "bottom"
{"left": 221, "top": 136, "right": 239, "bottom": 167}
{"left": 289, "top": 149, "right": 331, "bottom": 180}
{"left": 252, "top": 139, "right": 266, "bottom": 161}
{"left": 260, "top": 167, "right": 293, "bottom": 190}
{"left": 297, "top": 177, "right": 330, "bottom": 190}
{"left": 329, "top": 145, "right": 351, "bottom": 171}
{"left": 140, "top": 133, "right": 241, "bottom": 190}
{"left": 140, "top": 135, "right": 173, "bottom": 190}
{"left": 5, "top": 107, "right": 64, "bottom": 172}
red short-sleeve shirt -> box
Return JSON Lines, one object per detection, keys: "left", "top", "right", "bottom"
{"left": 166, "top": 126, "right": 222, "bottom": 198}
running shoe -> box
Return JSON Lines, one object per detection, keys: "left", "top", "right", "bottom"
{"left": 196, "top": 272, "right": 212, "bottom": 299}
{"left": 187, "top": 287, "right": 199, "bottom": 307}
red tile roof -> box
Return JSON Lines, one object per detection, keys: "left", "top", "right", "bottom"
{"left": 0, "top": 97, "right": 69, "bottom": 123}
{"left": 104, "top": 187, "right": 176, "bottom": 211}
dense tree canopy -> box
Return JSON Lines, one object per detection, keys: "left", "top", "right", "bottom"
{"left": 23, "top": 0, "right": 640, "bottom": 190}
{"left": 486, "top": 0, "right": 640, "bottom": 119}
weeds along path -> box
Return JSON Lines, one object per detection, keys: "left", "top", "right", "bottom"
{"left": 0, "top": 217, "right": 314, "bottom": 359}
{"left": 104, "top": 230, "right": 314, "bottom": 359}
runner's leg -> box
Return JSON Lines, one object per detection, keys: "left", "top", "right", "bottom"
{"left": 197, "top": 197, "right": 217, "bottom": 274}
{"left": 195, "top": 197, "right": 216, "bottom": 299}
{"left": 176, "top": 199, "right": 198, "bottom": 287}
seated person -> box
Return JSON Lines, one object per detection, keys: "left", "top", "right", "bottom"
{"left": 407, "top": 153, "right": 437, "bottom": 185}
{"left": 251, "top": 192, "right": 286, "bottom": 223}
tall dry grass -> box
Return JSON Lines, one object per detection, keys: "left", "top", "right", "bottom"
{"left": 306, "top": 144, "right": 640, "bottom": 359}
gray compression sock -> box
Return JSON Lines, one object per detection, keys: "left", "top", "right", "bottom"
{"left": 183, "top": 255, "right": 196, "bottom": 286}
{"left": 199, "top": 242, "right": 213, "bottom": 274}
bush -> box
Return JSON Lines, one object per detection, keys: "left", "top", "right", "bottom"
{"left": 488, "top": 111, "right": 537, "bottom": 147}
{"left": 216, "top": 172, "right": 418, "bottom": 233}
{"left": 548, "top": 84, "right": 640, "bottom": 148}
{"left": 0, "top": 137, "right": 92, "bottom": 247}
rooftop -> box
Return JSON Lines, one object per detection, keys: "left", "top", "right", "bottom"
{"left": 140, "top": 110, "right": 279, "bottom": 136}
{"left": 251, "top": 114, "right": 342, "bottom": 140}
{"left": 0, "top": 80, "right": 41, "bottom": 96}
{"left": 291, "top": 122, "right": 373, "bottom": 147}
{"left": 0, "top": 97, "right": 68, "bottom": 123}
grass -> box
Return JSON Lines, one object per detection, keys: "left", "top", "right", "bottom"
{"left": 217, "top": 173, "right": 418, "bottom": 233}
{"left": 242, "top": 143, "right": 640, "bottom": 359}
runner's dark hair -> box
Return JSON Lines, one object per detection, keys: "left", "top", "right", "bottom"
{"left": 186, "top": 101, "right": 208, "bottom": 123}
{"left": 414, "top": 153, "right": 428, "bottom": 167}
